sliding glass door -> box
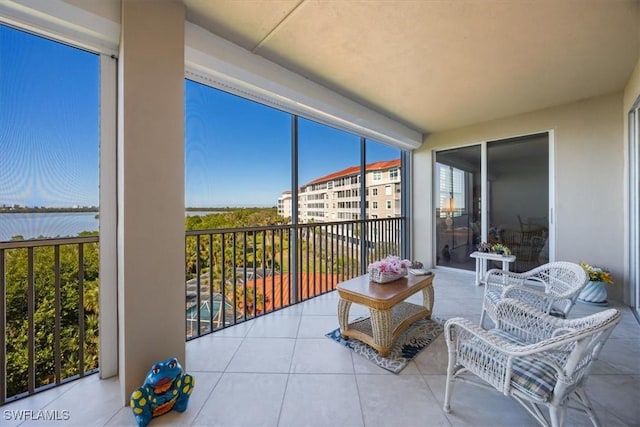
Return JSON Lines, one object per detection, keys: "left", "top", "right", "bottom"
{"left": 434, "top": 133, "right": 550, "bottom": 273}
{"left": 434, "top": 146, "right": 481, "bottom": 270}
{"left": 487, "top": 134, "right": 549, "bottom": 272}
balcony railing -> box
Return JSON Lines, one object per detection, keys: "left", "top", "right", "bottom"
{"left": 185, "top": 217, "right": 405, "bottom": 339}
{"left": 0, "top": 217, "right": 405, "bottom": 403}
{"left": 0, "top": 236, "right": 100, "bottom": 405}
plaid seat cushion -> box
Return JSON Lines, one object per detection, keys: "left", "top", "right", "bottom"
{"left": 549, "top": 307, "right": 567, "bottom": 318}
{"left": 486, "top": 289, "right": 501, "bottom": 305}
{"left": 487, "top": 329, "right": 557, "bottom": 402}
{"left": 459, "top": 328, "right": 558, "bottom": 402}
{"left": 509, "top": 355, "right": 557, "bottom": 402}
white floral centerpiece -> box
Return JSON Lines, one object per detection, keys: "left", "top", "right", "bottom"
{"left": 368, "top": 255, "right": 411, "bottom": 283}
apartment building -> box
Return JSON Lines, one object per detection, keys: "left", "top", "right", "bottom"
{"left": 276, "top": 190, "right": 292, "bottom": 219}
{"left": 286, "top": 159, "right": 401, "bottom": 223}
{"left": 365, "top": 159, "right": 402, "bottom": 219}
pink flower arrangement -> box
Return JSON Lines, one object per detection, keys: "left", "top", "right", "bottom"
{"left": 368, "top": 255, "right": 412, "bottom": 274}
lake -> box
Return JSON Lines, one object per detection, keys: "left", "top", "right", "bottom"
{"left": 0, "top": 212, "right": 99, "bottom": 242}
{"left": 0, "top": 211, "right": 223, "bottom": 242}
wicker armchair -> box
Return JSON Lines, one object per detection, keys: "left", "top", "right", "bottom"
{"left": 480, "top": 261, "right": 588, "bottom": 328}
{"left": 444, "top": 298, "right": 621, "bottom": 427}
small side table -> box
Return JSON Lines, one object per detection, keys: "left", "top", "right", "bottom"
{"left": 336, "top": 274, "right": 434, "bottom": 357}
{"left": 470, "top": 251, "right": 516, "bottom": 286}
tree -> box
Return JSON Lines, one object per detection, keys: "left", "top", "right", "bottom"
{"left": 4, "top": 240, "right": 99, "bottom": 399}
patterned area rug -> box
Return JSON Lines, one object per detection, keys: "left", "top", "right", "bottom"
{"left": 325, "top": 317, "right": 445, "bottom": 374}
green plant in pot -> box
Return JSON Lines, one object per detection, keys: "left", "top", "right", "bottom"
{"left": 578, "top": 263, "right": 613, "bottom": 306}
{"left": 491, "top": 243, "right": 511, "bottom": 255}
{"left": 579, "top": 263, "right": 614, "bottom": 284}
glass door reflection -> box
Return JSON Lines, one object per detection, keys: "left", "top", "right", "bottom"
{"left": 487, "top": 134, "right": 549, "bottom": 272}
{"left": 434, "top": 146, "right": 481, "bottom": 271}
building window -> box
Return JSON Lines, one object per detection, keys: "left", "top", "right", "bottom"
{"left": 390, "top": 168, "right": 399, "bottom": 180}
{"left": 366, "top": 140, "right": 401, "bottom": 219}
{"left": 372, "top": 201, "right": 378, "bottom": 209}
{"left": 385, "top": 185, "right": 392, "bottom": 196}
{"left": 437, "top": 163, "right": 466, "bottom": 216}
{"left": 386, "top": 200, "right": 392, "bottom": 209}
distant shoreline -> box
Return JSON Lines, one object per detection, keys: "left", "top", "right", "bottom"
{"left": 1, "top": 206, "right": 275, "bottom": 214}
{"left": 186, "top": 206, "right": 275, "bottom": 211}
{"left": 0, "top": 207, "right": 98, "bottom": 214}
{"left": 185, "top": 207, "right": 239, "bottom": 212}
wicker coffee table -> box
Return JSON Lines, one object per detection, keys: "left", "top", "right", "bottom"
{"left": 336, "top": 273, "right": 434, "bottom": 356}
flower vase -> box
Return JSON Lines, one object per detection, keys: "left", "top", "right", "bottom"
{"left": 577, "top": 280, "right": 608, "bottom": 306}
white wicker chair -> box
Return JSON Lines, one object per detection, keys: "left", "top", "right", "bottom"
{"left": 444, "top": 298, "right": 621, "bottom": 427}
{"left": 480, "top": 261, "right": 588, "bottom": 328}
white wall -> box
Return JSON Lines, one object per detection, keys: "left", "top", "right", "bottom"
{"left": 414, "top": 92, "right": 625, "bottom": 301}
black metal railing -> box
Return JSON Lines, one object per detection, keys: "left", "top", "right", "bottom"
{"left": 0, "top": 216, "right": 406, "bottom": 402}
{"left": 0, "top": 236, "right": 100, "bottom": 404}
{"left": 185, "top": 217, "right": 405, "bottom": 339}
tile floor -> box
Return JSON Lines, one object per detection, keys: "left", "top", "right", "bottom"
{"left": 2, "top": 269, "right": 639, "bottom": 426}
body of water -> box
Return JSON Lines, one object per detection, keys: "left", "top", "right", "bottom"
{"left": 0, "top": 211, "right": 224, "bottom": 241}
{"left": 0, "top": 212, "right": 99, "bottom": 241}
{"left": 185, "top": 210, "right": 223, "bottom": 216}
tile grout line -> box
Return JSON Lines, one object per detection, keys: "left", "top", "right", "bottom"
{"left": 275, "top": 301, "right": 306, "bottom": 426}
{"left": 187, "top": 371, "right": 224, "bottom": 426}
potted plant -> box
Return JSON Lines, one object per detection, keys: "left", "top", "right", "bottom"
{"left": 578, "top": 263, "right": 614, "bottom": 306}
{"left": 477, "top": 242, "right": 492, "bottom": 253}
{"left": 491, "top": 243, "right": 511, "bottom": 256}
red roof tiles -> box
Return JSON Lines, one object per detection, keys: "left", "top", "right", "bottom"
{"left": 237, "top": 272, "right": 345, "bottom": 313}
{"left": 305, "top": 158, "right": 400, "bottom": 186}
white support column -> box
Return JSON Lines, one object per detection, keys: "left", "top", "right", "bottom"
{"left": 99, "top": 53, "right": 118, "bottom": 379}
{"left": 118, "top": 0, "right": 185, "bottom": 405}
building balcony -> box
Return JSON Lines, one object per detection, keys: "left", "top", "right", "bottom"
{"left": 0, "top": 219, "right": 401, "bottom": 400}
{"left": 2, "top": 214, "right": 639, "bottom": 426}
{"left": 0, "top": 1, "right": 638, "bottom": 425}
{"left": 1, "top": 268, "right": 638, "bottom": 426}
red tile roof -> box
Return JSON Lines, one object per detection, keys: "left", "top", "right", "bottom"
{"left": 305, "top": 158, "right": 400, "bottom": 186}
{"left": 238, "top": 272, "right": 345, "bottom": 313}
{"left": 366, "top": 158, "right": 402, "bottom": 171}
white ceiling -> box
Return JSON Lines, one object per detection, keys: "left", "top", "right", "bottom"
{"left": 63, "top": 0, "right": 639, "bottom": 134}
{"left": 183, "top": 0, "right": 639, "bottom": 134}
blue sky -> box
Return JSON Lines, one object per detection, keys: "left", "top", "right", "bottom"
{"left": 1, "top": 24, "right": 400, "bottom": 209}
{"left": 0, "top": 24, "right": 99, "bottom": 208}
{"left": 185, "top": 80, "right": 400, "bottom": 207}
